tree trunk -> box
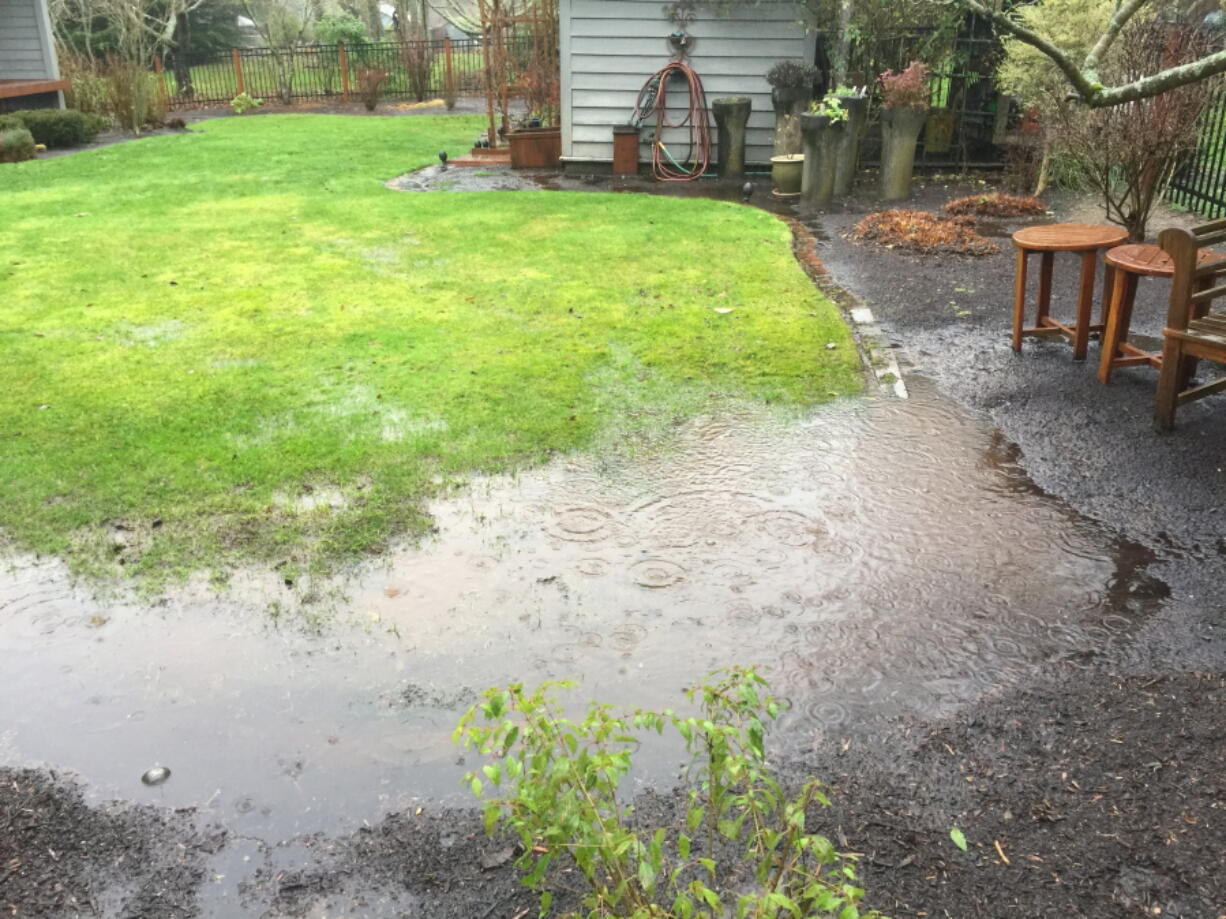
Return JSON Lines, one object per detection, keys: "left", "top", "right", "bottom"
{"left": 366, "top": 0, "right": 382, "bottom": 39}
{"left": 172, "top": 13, "right": 194, "bottom": 100}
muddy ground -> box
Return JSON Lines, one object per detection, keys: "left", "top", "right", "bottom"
{"left": 3, "top": 165, "right": 1224, "bottom": 919}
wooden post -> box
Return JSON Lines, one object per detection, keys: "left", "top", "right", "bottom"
{"left": 232, "top": 48, "right": 245, "bottom": 95}
{"left": 153, "top": 55, "right": 170, "bottom": 109}
{"left": 338, "top": 41, "right": 350, "bottom": 102}
{"left": 443, "top": 37, "right": 454, "bottom": 101}
{"left": 480, "top": 0, "right": 497, "bottom": 147}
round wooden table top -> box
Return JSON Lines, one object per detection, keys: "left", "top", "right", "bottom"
{"left": 1011, "top": 223, "right": 1129, "bottom": 252}
{"left": 1105, "top": 242, "right": 1225, "bottom": 277}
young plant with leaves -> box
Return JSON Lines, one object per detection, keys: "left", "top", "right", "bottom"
{"left": 454, "top": 667, "right": 881, "bottom": 919}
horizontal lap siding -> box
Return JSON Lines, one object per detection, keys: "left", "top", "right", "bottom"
{"left": 0, "top": 0, "right": 53, "bottom": 78}
{"left": 561, "top": 0, "right": 811, "bottom": 166}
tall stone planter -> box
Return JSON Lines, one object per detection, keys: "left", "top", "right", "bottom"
{"left": 833, "top": 95, "right": 868, "bottom": 198}
{"left": 879, "top": 106, "right": 927, "bottom": 202}
{"left": 712, "top": 97, "right": 752, "bottom": 179}
{"left": 771, "top": 86, "right": 811, "bottom": 156}
{"left": 800, "top": 112, "right": 842, "bottom": 208}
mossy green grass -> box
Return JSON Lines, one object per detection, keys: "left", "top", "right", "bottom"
{"left": 0, "top": 114, "right": 860, "bottom": 586}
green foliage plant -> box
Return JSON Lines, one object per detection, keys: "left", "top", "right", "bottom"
{"left": 455, "top": 667, "right": 881, "bottom": 919}
{"left": 315, "top": 14, "right": 369, "bottom": 46}
{"left": 230, "top": 92, "right": 265, "bottom": 114}
{"left": 0, "top": 127, "right": 37, "bottom": 163}
{"left": 0, "top": 108, "right": 99, "bottom": 148}
{"left": 810, "top": 92, "right": 848, "bottom": 123}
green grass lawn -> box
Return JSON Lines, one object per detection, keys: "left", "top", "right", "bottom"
{"left": 0, "top": 114, "right": 860, "bottom": 587}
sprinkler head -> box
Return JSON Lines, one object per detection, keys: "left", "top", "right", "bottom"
{"left": 741, "top": 181, "right": 754, "bottom": 203}
{"left": 438, "top": 150, "right": 448, "bottom": 167}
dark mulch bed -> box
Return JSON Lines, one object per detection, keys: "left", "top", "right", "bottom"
{"left": 0, "top": 768, "right": 223, "bottom": 918}
{"left": 829, "top": 670, "right": 1226, "bottom": 919}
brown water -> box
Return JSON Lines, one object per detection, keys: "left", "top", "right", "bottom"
{"left": 0, "top": 380, "right": 1164, "bottom": 847}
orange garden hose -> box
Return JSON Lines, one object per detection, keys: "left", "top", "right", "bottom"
{"left": 632, "top": 60, "right": 711, "bottom": 181}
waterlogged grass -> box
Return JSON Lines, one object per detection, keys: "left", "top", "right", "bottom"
{"left": 0, "top": 114, "right": 860, "bottom": 586}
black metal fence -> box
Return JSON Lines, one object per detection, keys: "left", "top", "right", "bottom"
{"left": 816, "top": 13, "right": 1008, "bottom": 169}
{"left": 160, "top": 37, "right": 504, "bottom": 109}
{"left": 1168, "top": 91, "right": 1226, "bottom": 218}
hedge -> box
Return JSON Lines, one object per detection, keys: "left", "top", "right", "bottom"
{"left": 0, "top": 108, "right": 104, "bottom": 148}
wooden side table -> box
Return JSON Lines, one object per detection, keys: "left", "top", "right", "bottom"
{"left": 1098, "top": 243, "right": 1223, "bottom": 383}
{"left": 1011, "top": 223, "right": 1129, "bottom": 361}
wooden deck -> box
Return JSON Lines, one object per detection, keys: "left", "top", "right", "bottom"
{"left": 0, "top": 79, "right": 70, "bottom": 100}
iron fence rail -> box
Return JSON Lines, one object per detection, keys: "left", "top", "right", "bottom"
{"left": 1168, "top": 90, "right": 1226, "bottom": 219}
{"left": 160, "top": 37, "right": 510, "bottom": 108}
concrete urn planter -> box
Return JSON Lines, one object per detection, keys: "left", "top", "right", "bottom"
{"left": 833, "top": 95, "right": 868, "bottom": 198}
{"left": 800, "top": 112, "right": 842, "bottom": 208}
{"left": 712, "top": 97, "right": 752, "bottom": 179}
{"left": 770, "top": 86, "right": 811, "bottom": 156}
{"left": 879, "top": 106, "right": 927, "bottom": 201}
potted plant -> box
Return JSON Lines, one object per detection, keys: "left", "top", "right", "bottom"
{"left": 507, "top": 110, "right": 561, "bottom": 168}
{"left": 770, "top": 152, "right": 805, "bottom": 197}
{"left": 832, "top": 85, "right": 868, "bottom": 197}
{"left": 766, "top": 59, "right": 819, "bottom": 156}
{"left": 878, "top": 61, "right": 930, "bottom": 201}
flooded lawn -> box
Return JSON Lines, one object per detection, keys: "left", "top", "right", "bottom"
{"left": 1, "top": 381, "right": 1166, "bottom": 862}
{"left": 7, "top": 160, "right": 1220, "bottom": 916}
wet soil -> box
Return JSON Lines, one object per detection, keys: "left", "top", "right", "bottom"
{"left": 3, "top": 166, "right": 1224, "bottom": 918}
{"left": 0, "top": 767, "right": 221, "bottom": 917}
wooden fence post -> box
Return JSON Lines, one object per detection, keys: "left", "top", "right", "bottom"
{"left": 153, "top": 55, "right": 170, "bottom": 109}
{"left": 232, "top": 48, "right": 245, "bottom": 95}
{"left": 444, "top": 37, "right": 454, "bottom": 101}
{"left": 338, "top": 41, "right": 350, "bottom": 102}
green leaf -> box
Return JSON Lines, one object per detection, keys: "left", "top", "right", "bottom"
{"left": 687, "top": 805, "right": 705, "bottom": 831}
{"left": 637, "top": 859, "right": 657, "bottom": 893}
{"left": 470, "top": 776, "right": 483, "bottom": 797}
{"left": 950, "top": 827, "right": 968, "bottom": 851}
{"left": 539, "top": 890, "right": 552, "bottom": 916}
{"left": 678, "top": 833, "right": 691, "bottom": 860}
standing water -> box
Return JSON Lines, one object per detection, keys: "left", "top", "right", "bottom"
{"left": 0, "top": 379, "right": 1164, "bottom": 845}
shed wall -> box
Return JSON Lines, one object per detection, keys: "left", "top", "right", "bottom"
{"left": 560, "top": 0, "right": 814, "bottom": 166}
{"left": 0, "top": 0, "right": 58, "bottom": 80}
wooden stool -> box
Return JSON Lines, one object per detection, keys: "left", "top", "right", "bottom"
{"left": 1011, "top": 223, "right": 1129, "bottom": 360}
{"left": 1098, "top": 243, "right": 1223, "bottom": 383}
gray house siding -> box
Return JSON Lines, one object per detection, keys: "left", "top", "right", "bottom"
{"left": 560, "top": 0, "right": 814, "bottom": 167}
{"left": 0, "top": 0, "right": 60, "bottom": 79}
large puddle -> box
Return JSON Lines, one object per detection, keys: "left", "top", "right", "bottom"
{"left": 0, "top": 379, "right": 1165, "bottom": 848}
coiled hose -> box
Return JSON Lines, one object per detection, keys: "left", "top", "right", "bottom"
{"left": 632, "top": 60, "right": 711, "bottom": 182}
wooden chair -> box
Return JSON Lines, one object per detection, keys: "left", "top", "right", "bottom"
{"left": 1154, "top": 221, "right": 1226, "bottom": 431}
